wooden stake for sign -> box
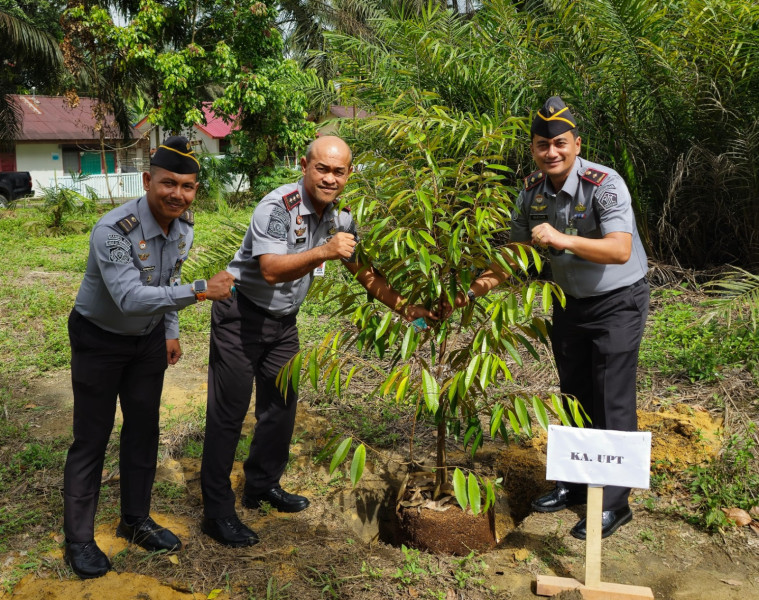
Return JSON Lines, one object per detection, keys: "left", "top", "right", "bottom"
{"left": 535, "top": 486, "right": 654, "bottom": 599}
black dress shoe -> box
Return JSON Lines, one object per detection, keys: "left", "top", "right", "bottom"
{"left": 116, "top": 516, "right": 182, "bottom": 552}
{"left": 570, "top": 506, "right": 633, "bottom": 540}
{"left": 242, "top": 487, "right": 311, "bottom": 513}
{"left": 64, "top": 540, "right": 111, "bottom": 579}
{"left": 531, "top": 484, "right": 585, "bottom": 513}
{"left": 201, "top": 514, "right": 260, "bottom": 547}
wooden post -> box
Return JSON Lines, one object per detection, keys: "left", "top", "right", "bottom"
{"left": 535, "top": 486, "right": 654, "bottom": 599}
{"left": 584, "top": 485, "right": 603, "bottom": 588}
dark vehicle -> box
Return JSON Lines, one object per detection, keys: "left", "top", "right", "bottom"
{"left": 0, "top": 171, "right": 33, "bottom": 207}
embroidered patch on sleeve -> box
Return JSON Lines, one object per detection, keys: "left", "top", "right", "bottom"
{"left": 597, "top": 191, "right": 618, "bottom": 210}
{"left": 266, "top": 205, "right": 290, "bottom": 240}
{"left": 105, "top": 233, "right": 132, "bottom": 264}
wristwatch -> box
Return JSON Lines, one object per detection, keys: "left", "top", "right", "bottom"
{"left": 467, "top": 289, "right": 476, "bottom": 303}
{"left": 191, "top": 279, "right": 207, "bottom": 302}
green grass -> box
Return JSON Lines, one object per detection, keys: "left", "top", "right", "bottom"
{"left": 639, "top": 291, "right": 759, "bottom": 383}
{"left": 685, "top": 423, "right": 759, "bottom": 530}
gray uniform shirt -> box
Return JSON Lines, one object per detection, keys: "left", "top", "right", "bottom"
{"left": 74, "top": 195, "right": 197, "bottom": 338}
{"left": 511, "top": 157, "right": 648, "bottom": 299}
{"left": 227, "top": 180, "right": 356, "bottom": 317}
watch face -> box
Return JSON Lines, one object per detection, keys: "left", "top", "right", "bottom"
{"left": 194, "top": 280, "right": 207, "bottom": 293}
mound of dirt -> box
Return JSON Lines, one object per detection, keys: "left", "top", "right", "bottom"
{"left": 638, "top": 404, "right": 723, "bottom": 470}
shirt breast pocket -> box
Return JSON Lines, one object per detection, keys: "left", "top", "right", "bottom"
{"left": 139, "top": 267, "right": 156, "bottom": 285}
{"left": 574, "top": 212, "right": 600, "bottom": 237}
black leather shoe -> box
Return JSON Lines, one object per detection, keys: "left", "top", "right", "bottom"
{"left": 570, "top": 506, "right": 633, "bottom": 540}
{"left": 201, "top": 514, "right": 260, "bottom": 547}
{"left": 242, "top": 487, "right": 310, "bottom": 513}
{"left": 116, "top": 516, "right": 182, "bottom": 552}
{"left": 64, "top": 540, "right": 111, "bottom": 579}
{"left": 531, "top": 485, "right": 585, "bottom": 513}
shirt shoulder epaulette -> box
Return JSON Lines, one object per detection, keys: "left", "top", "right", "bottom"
{"left": 282, "top": 190, "right": 302, "bottom": 211}
{"left": 524, "top": 170, "right": 545, "bottom": 191}
{"left": 116, "top": 214, "right": 139, "bottom": 235}
{"left": 580, "top": 167, "right": 609, "bottom": 186}
{"left": 178, "top": 210, "right": 195, "bottom": 225}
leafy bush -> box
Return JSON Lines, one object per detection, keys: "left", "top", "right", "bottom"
{"left": 686, "top": 424, "right": 759, "bottom": 531}
{"left": 639, "top": 295, "right": 759, "bottom": 382}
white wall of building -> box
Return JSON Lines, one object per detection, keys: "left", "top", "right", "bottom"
{"left": 16, "top": 143, "right": 62, "bottom": 196}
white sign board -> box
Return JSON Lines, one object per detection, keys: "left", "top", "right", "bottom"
{"left": 546, "top": 425, "right": 652, "bottom": 489}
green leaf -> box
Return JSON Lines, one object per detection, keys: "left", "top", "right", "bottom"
{"left": 376, "top": 312, "right": 393, "bottom": 339}
{"left": 507, "top": 409, "right": 520, "bottom": 433}
{"left": 330, "top": 437, "right": 352, "bottom": 474}
{"left": 552, "top": 394, "right": 571, "bottom": 426}
{"left": 490, "top": 404, "right": 504, "bottom": 438}
{"left": 468, "top": 473, "right": 482, "bottom": 515}
{"left": 309, "top": 349, "right": 318, "bottom": 390}
{"left": 542, "top": 281, "right": 553, "bottom": 314}
{"left": 344, "top": 365, "right": 358, "bottom": 390}
{"left": 453, "top": 468, "right": 468, "bottom": 511}
{"left": 401, "top": 325, "right": 417, "bottom": 360}
{"left": 421, "top": 369, "right": 440, "bottom": 413}
{"left": 532, "top": 396, "right": 549, "bottom": 430}
{"left": 350, "top": 444, "right": 366, "bottom": 486}
{"left": 463, "top": 354, "right": 481, "bottom": 394}
{"left": 290, "top": 352, "right": 302, "bottom": 394}
{"left": 419, "top": 246, "right": 431, "bottom": 276}
{"left": 515, "top": 397, "right": 532, "bottom": 436}
{"left": 505, "top": 293, "right": 517, "bottom": 323}
{"left": 396, "top": 375, "right": 410, "bottom": 402}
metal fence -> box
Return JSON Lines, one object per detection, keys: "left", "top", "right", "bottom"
{"left": 49, "top": 173, "right": 143, "bottom": 200}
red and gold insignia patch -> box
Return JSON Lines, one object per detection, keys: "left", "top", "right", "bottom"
{"left": 580, "top": 168, "right": 609, "bottom": 186}
{"left": 282, "top": 191, "right": 302, "bottom": 211}
{"left": 524, "top": 170, "right": 545, "bottom": 191}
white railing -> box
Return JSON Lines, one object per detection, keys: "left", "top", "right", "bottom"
{"left": 49, "top": 173, "right": 143, "bottom": 200}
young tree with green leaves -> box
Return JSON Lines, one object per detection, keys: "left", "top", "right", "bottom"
{"left": 281, "top": 101, "right": 582, "bottom": 513}
{"left": 62, "top": 0, "right": 316, "bottom": 187}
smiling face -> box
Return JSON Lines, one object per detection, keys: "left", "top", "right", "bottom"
{"left": 300, "top": 136, "right": 353, "bottom": 215}
{"left": 530, "top": 130, "right": 582, "bottom": 190}
{"left": 143, "top": 166, "right": 199, "bottom": 232}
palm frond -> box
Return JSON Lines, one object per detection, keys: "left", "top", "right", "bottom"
{"left": 0, "top": 10, "right": 63, "bottom": 68}
{"left": 182, "top": 219, "right": 248, "bottom": 281}
{"left": 703, "top": 267, "right": 759, "bottom": 331}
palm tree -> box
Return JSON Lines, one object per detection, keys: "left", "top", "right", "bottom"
{"left": 0, "top": 10, "right": 64, "bottom": 140}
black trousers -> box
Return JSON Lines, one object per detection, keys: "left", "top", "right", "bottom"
{"left": 550, "top": 278, "right": 650, "bottom": 511}
{"left": 63, "top": 310, "right": 167, "bottom": 542}
{"left": 201, "top": 293, "right": 299, "bottom": 519}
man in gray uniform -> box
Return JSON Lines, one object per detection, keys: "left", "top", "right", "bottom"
{"left": 200, "top": 135, "right": 435, "bottom": 547}
{"left": 63, "top": 136, "right": 236, "bottom": 579}
{"left": 445, "top": 97, "right": 649, "bottom": 539}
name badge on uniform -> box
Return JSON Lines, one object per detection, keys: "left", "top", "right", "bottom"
{"left": 314, "top": 262, "right": 326, "bottom": 277}
{"left": 564, "top": 227, "right": 578, "bottom": 255}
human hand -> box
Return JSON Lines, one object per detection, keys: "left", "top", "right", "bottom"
{"left": 166, "top": 339, "right": 182, "bottom": 365}
{"left": 323, "top": 232, "right": 357, "bottom": 261}
{"left": 403, "top": 304, "right": 437, "bottom": 323}
{"left": 531, "top": 223, "right": 563, "bottom": 249}
{"left": 437, "top": 291, "right": 470, "bottom": 320}
{"left": 206, "top": 270, "right": 237, "bottom": 301}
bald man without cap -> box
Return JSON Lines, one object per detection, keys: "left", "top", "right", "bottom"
{"left": 199, "top": 136, "right": 435, "bottom": 547}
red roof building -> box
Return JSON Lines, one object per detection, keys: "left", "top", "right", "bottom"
{"left": 2, "top": 94, "right": 148, "bottom": 191}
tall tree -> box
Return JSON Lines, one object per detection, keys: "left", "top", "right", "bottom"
{"left": 0, "top": 1, "right": 65, "bottom": 140}
{"left": 62, "top": 0, "right": 317, "bottom": 185}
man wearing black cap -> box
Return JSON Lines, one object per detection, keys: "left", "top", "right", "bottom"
{"left": 62, "top": 136, "right": 236, "bottom": 579}
{"left": 445, "top": 97, "right": 649, "bottom": 539}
